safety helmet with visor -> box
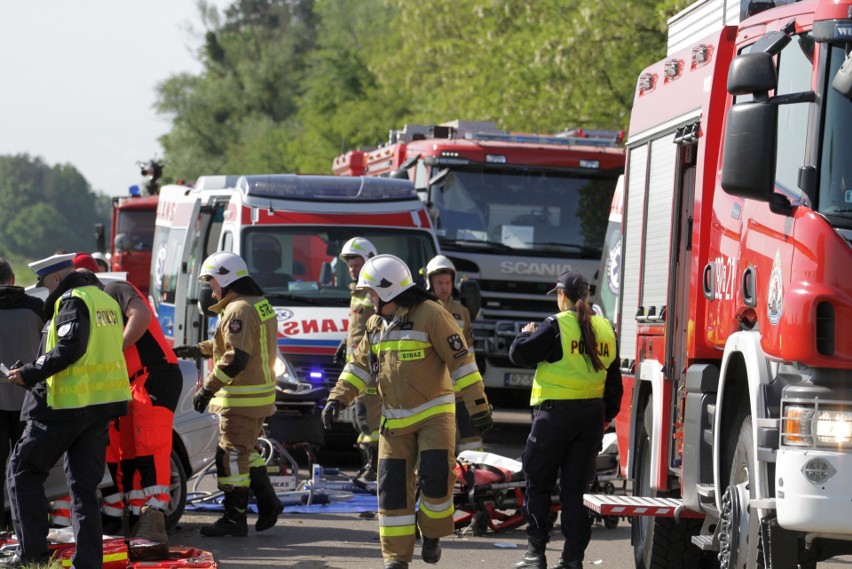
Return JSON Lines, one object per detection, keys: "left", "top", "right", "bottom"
{"left": 339, "top": 237, "right": 377, "bottom": 263}
{"left": 423, "top": 255, "right": 456, "bottom": 291}
{"left": 355, "top": 254, "right": 414, "bottom": 303}
{"left": 199, "top": 251, "right": 250, "bottom": 288}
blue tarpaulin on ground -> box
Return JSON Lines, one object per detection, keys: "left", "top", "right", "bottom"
{"left": 186, "top": 491, "right": 378, "bottom": 515}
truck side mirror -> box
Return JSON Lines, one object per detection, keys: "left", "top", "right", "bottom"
{"left": 721, "top": 102, "right": 777, "bottom": 200}
{"left": 459, "top": 279, "right": 481, "bottom": 319}
{"left": 727, "top": 52, "right": 777, "bottom": 97}
{"left": 94, "top": 223, "right": 105, "bottom": 253}
{"left": 831, "top": 49, "right": 852, "bottom": 99}
{"left": 197, "top": 283, "right": 217, "bottom": 317}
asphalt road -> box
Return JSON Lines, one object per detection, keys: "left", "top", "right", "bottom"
{"left": 167, "top": 409, "right": 852, "bottom": 568}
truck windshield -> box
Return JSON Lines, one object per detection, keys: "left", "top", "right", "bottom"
{"left": 430, "top": 168, "right": 616, "bottom": 258}
{"left": 116, "top": 209, "right": 155, "bottom": 251}
{"left": 241, "top": 226, "right": 438, "bottom": 299}
{"left": 819, "top": 45, "right": 852, "bottom": 225}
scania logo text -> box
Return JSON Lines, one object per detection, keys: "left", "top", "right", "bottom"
{"left": 500, "top": 261, "right": 573, "bottom": 276}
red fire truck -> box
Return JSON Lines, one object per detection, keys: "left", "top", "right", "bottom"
{"left": 583, "top": 1, "right": 852, "bottom": 568}
{"left": 108, "top": 193, "right": 158, "bottom": 296}
{"left": 333, "top": 120, "right": 624, "bottom": 402}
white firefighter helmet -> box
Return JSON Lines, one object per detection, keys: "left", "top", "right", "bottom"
{"left": 356, "top": 254, "right": 414, "bottom": 302}
{"left": 424, "top": 255, "right": 456, "bottom": 290}
{"left": 199, "top": 251, "right": 250, "bottom": 288}
{"left": 339, "top": 237, "right": 377, "bottom": 262}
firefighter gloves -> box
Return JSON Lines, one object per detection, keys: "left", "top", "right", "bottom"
{"left": 469, "top": 408, "right": 494, "bottom": 436}
{"left": 321, "top": 400, "right": 342, "bottom": 431}
{"left": 333, "top": 339, "right": 347, "bottom": 367}
{"left": 193, "top": 388, "right": 215, "bottom": 413}
{"left": 173, "top": 344, "right": 203, "bottom": 359}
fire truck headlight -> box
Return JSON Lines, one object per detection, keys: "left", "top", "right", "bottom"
{"left": 814, "top": 409, "right": 852, "bottom": 445}
{"left": 783, "top": 405, "right": 814, "bottom": 446}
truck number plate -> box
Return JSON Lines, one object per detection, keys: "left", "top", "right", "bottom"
{"left": 504, "top": 373, "right": 533, "bottom": 387}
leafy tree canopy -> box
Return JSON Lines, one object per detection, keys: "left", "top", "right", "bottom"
{"left": 0, "top": 154, "right": 111, "bottom": 263}
{"left": 156, "top": 0, "right": 689, "bottom": 181}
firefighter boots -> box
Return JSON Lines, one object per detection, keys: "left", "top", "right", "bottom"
{"left": 129, "top": 506, "right": 169, "bottom": 561}
{"left": 357, "top": 442, "right": 378, "bottom": 483}
{"left": 421, "top": 537, "right": 442, "bottom": 564}
{"left": 200, "top": 489, "right": 249, "bottom": 537}
{"left": 513, "top": 538, "right": 547, "bottom": 569}
{"left": 383, "top": 562, "right": 409, "bottom": 569}
{"left": 249, "top": 466, "right": 284, "bottom": 532}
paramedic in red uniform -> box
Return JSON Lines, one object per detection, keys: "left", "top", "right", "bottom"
{"left": 508, "top": 271, "right": 622, "bottom": 569}
{"left": 322, "top": 254, "right": 493, "bottom": 569}
{"left": 173, "top": 251, "right": 282, "bottom": 537}
{"left": 72, "top": 253, "right": 182, "bottom": 559}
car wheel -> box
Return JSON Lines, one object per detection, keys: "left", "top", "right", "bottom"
{"left": 165, "top": 449, "right": 187, "bottom": 532}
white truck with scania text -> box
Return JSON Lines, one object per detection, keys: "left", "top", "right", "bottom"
{"left": 149, "top": 175, "right": 440, "bottom": 444}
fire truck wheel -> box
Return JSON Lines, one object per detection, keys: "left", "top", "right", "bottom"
{"left": 721, "top": 415, "right": 764, "bottom": 569}
{"left": 165, "top": 449, "right": 188, "bottom": 532}
{"left": 632, "top": 401, "right": 706, "bottom": 569}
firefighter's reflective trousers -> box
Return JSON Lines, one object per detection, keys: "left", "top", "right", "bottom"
{"left": 378, "top": 413, "right": 455, "bottom": 564}
{"left": 216, "top": 415, "right": 266, "bottom": 492}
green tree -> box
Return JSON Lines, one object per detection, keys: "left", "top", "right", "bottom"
{"left": 0, "top": 154, "right": 110, "bottom": 260}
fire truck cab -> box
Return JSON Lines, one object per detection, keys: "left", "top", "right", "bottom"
{"left": 583, "top": 1, "right": 852, "bottom": 568}
{"left": 334, "top": 120, "right": 624, "bottom": 402}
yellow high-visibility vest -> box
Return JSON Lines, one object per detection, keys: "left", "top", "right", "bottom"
{"left": 530, "top": 311, "right": 615, "bottom": 406}
{"left": 46, "top": 286, "right": 130, "bottom": 409}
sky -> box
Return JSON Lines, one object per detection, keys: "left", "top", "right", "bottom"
{"left": 0, "top": 1, "right": 229, "bottom": 197}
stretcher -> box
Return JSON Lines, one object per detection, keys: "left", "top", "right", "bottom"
{"left": 0, "top": 530, "right": 218, "bottom": 568}
{"left": 452, "top": 432, "right": 624, "bottom": 535}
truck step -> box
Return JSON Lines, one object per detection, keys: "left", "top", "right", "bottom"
{"left": 583, "top": 494, "right": 704, "bottom": 518}
{"left": 691, "top": 534, "right": 718, "bottom": 551}
{"left": 696, "top": 484, "right": 715, "bottom": 499}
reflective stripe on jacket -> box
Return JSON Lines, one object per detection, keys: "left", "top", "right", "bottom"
{"left": 46, "top": 286, "right": 129, "bottom": 409}
{"left": 531, "top": 311, "right": 616, "bottom": 406}
{"left": 203, "top": 293, "right": 277, "bottom": 418}
{"left": 329, "top": 299, "right": 489, "bottom": 435}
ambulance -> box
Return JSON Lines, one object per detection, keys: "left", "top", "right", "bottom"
{"left": 148, "top": 174, "right": 441, "bottom": 439}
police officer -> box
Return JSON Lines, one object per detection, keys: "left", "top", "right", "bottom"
{"left": 322, "top": 254, "right": 493, "bottom": 569}
{"left": 5, "top": 253, "right": 130, "bottom": 569}
{"left": 72, "top": 255, "right": 182, "bottom": 560}
{"left": 172, "top": 252, "right": 282, "bottom": 537}
{"left": 335, "top": 236, "right": 382, "bottom": 481}
{"left": 424, "top": 255, "right": 482, "bottom": 454}
{"left": 508, "top": 271, "right": 622, "bottom": 569}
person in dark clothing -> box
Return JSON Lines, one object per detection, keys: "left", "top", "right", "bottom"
{"left": 4, "top": 253, "right": 130, "bottom": 569}
{"left": 73, "top": 261, "right": 182, "bottom": 560}
{"left": 508, "top": 271, "right": 622, "bottom": 569}
{"left": 0, "top": 258, "right": 44, "bottom": 530}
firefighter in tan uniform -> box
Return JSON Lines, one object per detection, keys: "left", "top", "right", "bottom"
{"left": 322, "top": 255, "right": 493, "bottom": 569}
{"left": 172, "top": 252, "right": 282, "bottom": 537}
{"left": 336, "top": 237, "right": 382, "bottom": 481}
{"left": 424, "top": 255, "right": 483, "bottom": 454}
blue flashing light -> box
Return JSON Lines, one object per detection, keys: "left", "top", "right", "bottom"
{"left": 238, "top": 175, "right": 418, "bottom": 202}
{"left": 129, "top": 185, "right": 141, "bottom": 197}
{"left": 309, "top": 371, "right": 323, "bottom": 379}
